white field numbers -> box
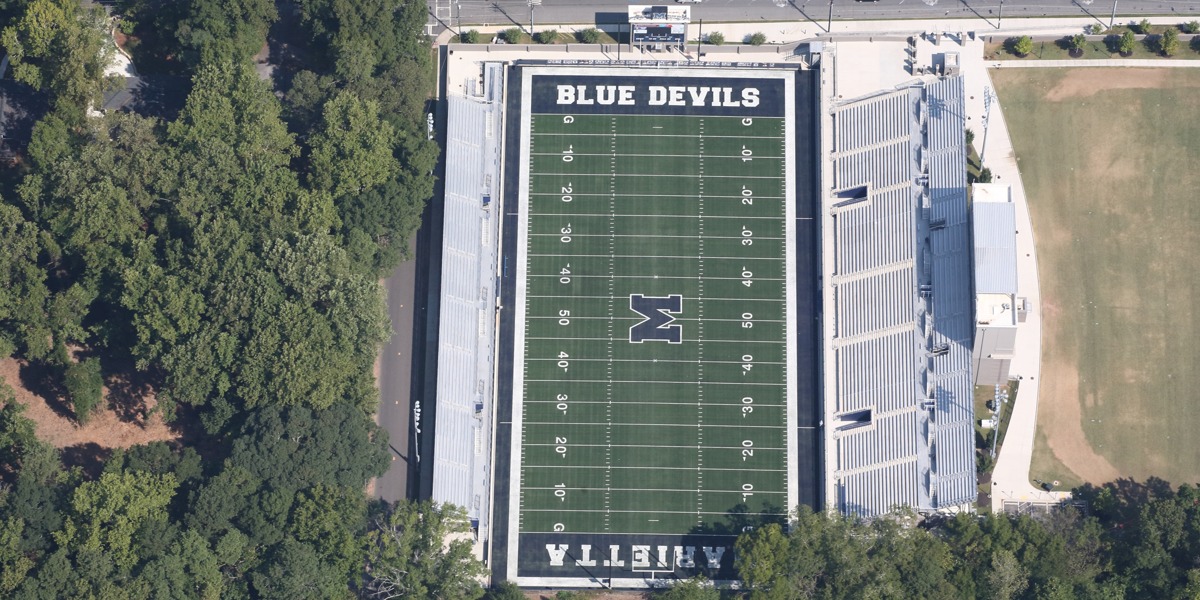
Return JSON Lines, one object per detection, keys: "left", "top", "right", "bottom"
{"left": 740, "top": 116, "right": 757, "bottom": 499}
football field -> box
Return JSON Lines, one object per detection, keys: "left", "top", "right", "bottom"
{"left": 509, "top": 68, "right": 799, "bottom": 561}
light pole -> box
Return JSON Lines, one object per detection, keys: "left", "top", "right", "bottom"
{"left": 997, "top": 0, "right": 1004, "bottom": 29}
{"left": 1109, "top": 0, "right": 1118, "bottom": 29}
{"left": 827, "top": 0, "right": 833, "bottom": 33}
{"left": 980, "top": 86, "right": 995, "bottom": 167}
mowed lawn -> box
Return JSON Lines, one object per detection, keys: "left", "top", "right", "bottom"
{"left": 993, "top": 68, "right": 1200, "bottom": 486}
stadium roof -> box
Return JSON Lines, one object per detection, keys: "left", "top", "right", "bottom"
{"left": 825, "top": 77, "right": 976, "bottom": 518}
{"left": 972, "top": 185, "right": 1017, "bottom": 296}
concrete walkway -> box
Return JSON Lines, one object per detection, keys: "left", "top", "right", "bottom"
{"left": 444, "top": 15, "right": 1199, "bottom": 45}
{"left": 968, "top": 61, "right": 1072, "bottom": 512}
{"left": 992, "top": 57, "right": 1200, "bottom": 67}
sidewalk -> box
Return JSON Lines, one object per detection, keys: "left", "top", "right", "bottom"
{"left": 443, "top": 15, "right": 1198, "bottom": 46}
{"left": 992, "top": 57, "right": 1200, "bottom": 66}
{"left": 965, "top": 59, "right": 1071, "bottom": 511}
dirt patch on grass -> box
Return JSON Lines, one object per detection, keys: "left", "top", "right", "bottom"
{"left": 1037, "top": 342, "right": 1120, "bottom": 484}
{"left": 1043, "top": 68, "right": 1170, "bottom": 101}
{"left": 0, "top": 357, "right": 179, "bottom": 450}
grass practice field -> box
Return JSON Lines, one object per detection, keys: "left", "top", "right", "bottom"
{"left": 515, "top": 108, "right": 794, "bottom": 537}
{"left": 993, "top": 68, "right": 1200, "bottom": 487}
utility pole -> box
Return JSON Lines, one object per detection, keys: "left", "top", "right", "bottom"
{"left": 997, "top": 0, "right": 1003, "bottom": 29}
{"left": 696, "top": 19, "right": 703, "bottom": 61}
{"left": 1109, "top": 0, "right": 1118, "bottom": 29}
{"left": 827, "top": 0, "right": 833, "bottom": 33}
{"left": 528, "top": 0, "right": 541, "bottom": 37}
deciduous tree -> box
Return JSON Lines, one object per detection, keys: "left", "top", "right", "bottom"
{"left": 363, "top": 500, "right": 486, "bottom": 600}
{"left": 0, "top": 0, "right": 113, "bottom": 118}
{"left": 64, "top": 357, "right": 103, "bottom": 424}
{"left": 175, "top": 0, "right": 277, "bottom": 67}
{"left": 54, "top": 470, "right": 178, "bottom": 571}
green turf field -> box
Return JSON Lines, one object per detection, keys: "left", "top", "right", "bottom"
{"left": 515, "top": 111, "right": 795, "bottom": 536}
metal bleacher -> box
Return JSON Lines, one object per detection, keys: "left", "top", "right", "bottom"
{"left": 431, "top": 63, "right": 506, "bottom": 537}
{"left": 827, "top": 77, "right": 976, "bottom": 518}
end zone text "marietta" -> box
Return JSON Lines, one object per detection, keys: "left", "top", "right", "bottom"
{"left": 555, "top": 84, "right": 760, "bottom": 107}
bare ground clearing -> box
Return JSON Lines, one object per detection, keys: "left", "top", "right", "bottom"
{"left": 0, "top": 357, "right": 179, "bottom": 450}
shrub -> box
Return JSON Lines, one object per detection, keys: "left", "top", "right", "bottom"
{"left": 534, "top": 29, "right": 558, "bottom": 44}
{"left": 1137, "top": 18, "right": 1153, "bottom": 34}
{"left": 977, "top": 451, "right": 995, "bottom": 475}
{"left": 117, "top": 17, "right": 137, "bottom": 36}
{"left": 1069, "top": 34, "right": 1087, "bottom": 52}
{"left": 1090, "top": 23, "right": 1108, "bottom": 35}
{"left": 459, "top": 29, "right": 480, "bottom": 44}
{"left": 747, "top": 32, "right": 768, "bottom": 46}
{"left": 1161, "top": 27, "right": 1180, "bottom": 55}
{"left": 65, "top": 358, "right": 103, "bottom": 425}
{"left": 1010, "top": 35, "right": 1034, "bottom": 56}
{"left": 965, "top": 128, "right": 975, "bottom": 147}
{"left": 978, "top": 167, "right": 994, "bottom": 183}
{"left": 706, "top": 31, "right": 725, "bottom": 45}
{"left": 1185, "top": 21, "right": 1200, "bottom": 34}
{"left": 1119, "top": 30, "right": 1136, "bottom": 54}
{"left": 576, "top": 28, "right": 601, "bottom": 44}
{"left": 500, "top": 27, "right": 524, "bottom": 44}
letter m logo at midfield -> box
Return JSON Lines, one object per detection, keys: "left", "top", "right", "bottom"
{"left": 628, "top": 294, "right": 683, "bottom": 344}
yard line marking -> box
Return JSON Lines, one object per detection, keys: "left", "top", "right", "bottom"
{"left": 521, "top": 509, "right": 787, "bottom": 515}
{"left": 528, "top": 274, "right": 785, "bottom": 281}
{"left": 524, "top": 401, "right": 788, "bottom": 407}
{"left": 530, "top": 253, "right": 785, "bottom": 260}
{"left": 523, "top": 465, "right": 787, "bottom": 472}
{"left": 523, "top": 422, "right": 786, "bottom": 428}
{"left": 524, "top": 487, "right": 787, "bottom": 493}
{"left": 530, "top": 132, "right": 784, "bottom": 140}
{"left": 524, "top": 357, "right": 787, "bottom": 364}
{"left": 530, "top": 233, "right": 785, "bottom": 240}
{"left": 530, "top": 192, "right": 785, "bottom": 199}
{"left": 530, "top": 213, "right": 787, "bottom": 220}
{"left": 524, "top": 380, "right": 786, "bottom": 387}
{"left": 529, "top": 172, "right": 785, "bottom": 179}
{"left": 526, "top": 337, "right": 787, "bottom": 344}
{"left": 532, "top": 151, "right": 785, "bottom": 160}
{"left": 529, "top": 295, "right": 788, "bottom": 302}
{"left": 523, "top": 443, "right": 787, "bottom": 449}
{"left": 527, "top": 317, "right": 787, "bottom": 323}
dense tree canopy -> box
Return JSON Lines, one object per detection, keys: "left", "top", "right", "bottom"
{"left": 0, "top": 0, "right": 439, "bottom": 596}
{"left": 10, "top": 1, "right": 1200, "bottom": 599}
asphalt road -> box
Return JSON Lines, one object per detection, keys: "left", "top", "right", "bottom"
{"left": 430, "top": 0, "right": 1200, "bottom": 31}
{"left": 374, "top": 246, "right": 419, "bottom": 502}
